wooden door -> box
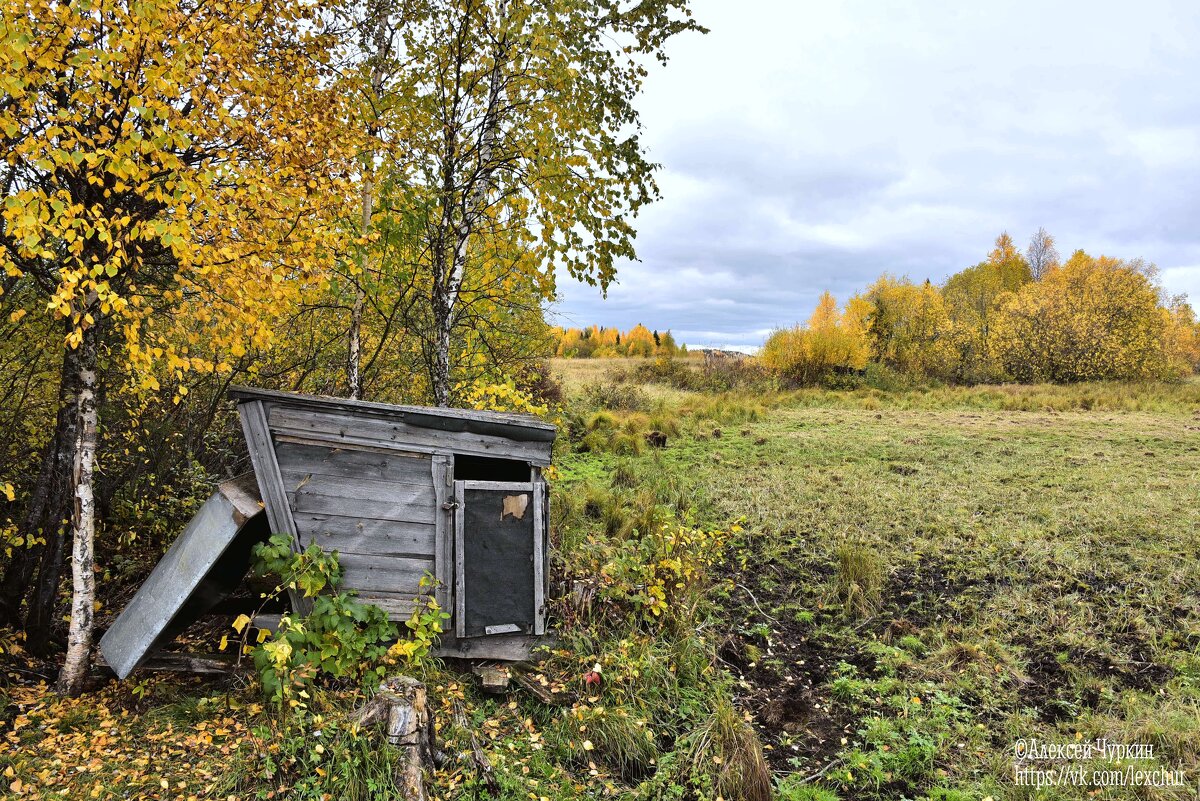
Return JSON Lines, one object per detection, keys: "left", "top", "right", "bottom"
{"left": 453, "top": 480, "right": 545, "bottom": 638}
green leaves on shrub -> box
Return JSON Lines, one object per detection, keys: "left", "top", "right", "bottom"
{"left": 247, "top": 533, "right": 398, "bottom": 704}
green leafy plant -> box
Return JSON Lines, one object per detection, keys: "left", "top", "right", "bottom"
{"left": 386, "top": 573, "right": 450, "bottom": 665}
{"left": 244, "top": 533, "right": 398, "bottom": 704}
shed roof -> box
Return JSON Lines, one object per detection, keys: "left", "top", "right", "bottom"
{"left": 228, "top": 386, "right": 556, "bottom": 444}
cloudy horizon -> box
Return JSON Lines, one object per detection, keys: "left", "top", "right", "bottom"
{"left": 552, "top": 0, "right": 1200, "bottom": 351}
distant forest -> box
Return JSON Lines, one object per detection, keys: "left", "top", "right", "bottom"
{"left": 763, "top": 230, "right": 1199, "bottom": 386}
{"left": 551, "top": 324, "right": 686, "bottom": 358}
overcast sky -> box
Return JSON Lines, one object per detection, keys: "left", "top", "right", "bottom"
{"left": 551, "top": 0, "right": 1200, "bottom": 350}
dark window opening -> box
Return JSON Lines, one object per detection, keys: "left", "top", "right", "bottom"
{"left": 453, "top": 455, "right": 531, "bottom": 482}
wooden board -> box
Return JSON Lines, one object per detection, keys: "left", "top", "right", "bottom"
{"left": 239, "top": 399, "right": 308, "bottom": 615}
{"left": 239, "top": 401, "right": 299, "bottom": 546}
{"left": 98, "top": 476, "right": 269, "bottom": 679}
{"left": 532, "top": 478, "right": 545, "bottom": 636}
{"left": 229, "top": 385, "right": 556, "bottom": 441}
{"left": 288, "top": 486, "right": 436, "bottom": 524}
{"left": 434, "top": 633, "right": 549, "bottom": 662}
{"left": 292, "top": 513, "right": 435, "bottom": 556}
{"left": 268, "top": 404, "right": 552, "bottom": 466}
{"left": 276, "top": 441, "right": 432, "bottom": 484}
{"left": 338, "top": 551, "right": 435, "bottom": 594}
{"left": 432, "top": 455, "right": 453, "bottom": 615}
{"left": 272, "top": 438, "right": 440, "bottom": 611}
{"left": 357, "top": 594, "right": 419, "bottom": 618}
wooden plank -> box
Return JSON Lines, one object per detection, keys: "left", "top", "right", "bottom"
{"left": 98, "top": 490, "right": 267, "bottom": 679}
{"left": 292, "top": 513, "right": 435, "bottom": 555}
{"left": 229, "top": 385, "right": 556, "bottom": 437}
{"left": 434, "top": 633, "right": 549, "bottom": 662}
{"left": 239, "top": 400, "right": 299, "bottom": 546}
{"left": 459, "top": 480, "right": 538, "bottom": 492}
{"left": 473, "top": 663, "right": 511, "bottom": 693}
{"left": 239, "top": 400, "right": 305, "bottom": 617}
{"left": 532, "top": 479, "right": 545, "bottom": 636}
{"left": 254, "top": 595, "right": 420, "bottom": 622}
{"left": 268, "top": 405, "right": 552, "bottom": 465}
{"left": 288, "top": 488, "right": 435, "bottom": 525}
{"left": 357, "top": 594, "right": 419, "bottom": 619}
{"left": 454, "top": 480, "right": 466, "bottom": 639}
{"left": 432, "top": 455, "right": 452, "bottom": 615}
{"left": 338, "top": 551, "right": 433, "bottom": 595}
{"left": 270, "top": 404, "right": 550, "bottom": 464}
{"left": 98, "top": 652, "right": 246, "bottom": 676}
{"left": 275, "top": 441, "right": 431, "bottom": 483}
{"left": 252, "top": 613, "right": 282, "bottom": 632}
{"left": 283, "top": 474, "right": 434, "bottom": 505}
{"left": 218, "top": 473, "right": 265, "bottom": 523}
{"left": 275, "top": 434, "right": 432, "bottom": 461}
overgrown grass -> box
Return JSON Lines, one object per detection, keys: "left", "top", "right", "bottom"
{"left": 5, "top": 362, "right": 1198, "bottom": 801}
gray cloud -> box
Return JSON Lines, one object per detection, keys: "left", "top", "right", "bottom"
{"left": 553, "top": 0, "right": 1200, "bottom": 348}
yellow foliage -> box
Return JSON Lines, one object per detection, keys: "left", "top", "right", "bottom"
{"left": 760, "top": 292, "right": 869, "bottom": 385}
{"left": 461, "top": 379, "right": 549, "bottom": 417}
{"left": 990, "top": 251, "right": 1175, "bottom": 382}
{"left": 623, "top": 323, "right": 656, "bottom": 357}
{"left": 553, "top": 324, "right": 680, "bottom": 358}
{"left": 1162, "top": 300, "right": 1200, "bottom": 376}
{"left": 863, "top": 275, "right": 955, "bottom": 379}
{"left": 942, "top": 237, "right": 1033, "bottom": 381}
{"left": 0, "top": 0, "right": 355, "bottom": 390}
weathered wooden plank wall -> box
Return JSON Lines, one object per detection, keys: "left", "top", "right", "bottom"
{"left": 274, "top": 438, "right": 438, "bottom": 616}
{"left": 269, "top": 405, "right": 551, "bottom": 465}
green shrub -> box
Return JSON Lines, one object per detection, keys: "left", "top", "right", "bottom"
{"left": 587, "top": 410, "right": 618, "bottom": 432}
{"left": 220, "top": 709, "right": 405, "bottom": 800}
{"left": 610, "top": 432, "right": 644, "bottom": 456}
{"left": 610, "top": 460, "right": 640, "bottom": 489}
{"left": 625, "top": 489, "right": 671, "bottom": 539}
{"left": 582, "top": 485, "right": 611, "bottom": 519}
{"left": 246, "top": 533, "right": 442, "bottom": 704}
{"left": 578, "top": 430, "right": 610, "bottom": 453}
{"left": 602, "top": 500, "right": 629, "bottom": 538}
{"left": 647, "top": 413, "right": 681, "bottom": 438}
{"left": 863, "top": 362, "right": 913, "bottom": 392}
{"left": 583, "top": 381, "right": 650, "bottom": 411}
{"left": 558, "top": 704, "right": 659, "bottom": 780}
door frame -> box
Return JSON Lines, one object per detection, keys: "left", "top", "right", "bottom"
{"left": 453, "top": 479, "right": 545, "bottom": 638}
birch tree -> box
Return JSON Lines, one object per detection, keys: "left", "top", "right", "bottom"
{"left": 1, "top": 0, "right": 352, "bottom": 694}
{"left": 342, "top": 0, "right": 406, "bottom": 400}
{"left": 1026, "top": 227, "right": 1060, "bottom": 281}
{"left": 381, "top": 0, "right": 703, "bottom": 405}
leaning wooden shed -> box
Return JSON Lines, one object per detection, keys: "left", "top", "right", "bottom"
{"left": 100, "top": 386, "right": 556, "bottom": 678}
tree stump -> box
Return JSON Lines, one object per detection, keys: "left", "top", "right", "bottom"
{"left": 351, "top": 676, "right": 436, "bottom": 800}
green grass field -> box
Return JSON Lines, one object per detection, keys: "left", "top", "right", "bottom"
{"left": 3, "top": 358, "right": 1197, "bottom": 800}
{"left": 553, "top": 358, "right": 1200, "bottom": 800}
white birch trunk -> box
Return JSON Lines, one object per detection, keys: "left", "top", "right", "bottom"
{"left": 431, "top": 0, "right": 510, "bottom": 407}
{"left": 348, "top": 170, "right": 373, "bottom": 400}
{"left": 349, "top": 9, "right": 395, "bottom": 401}
{"left": 56, "top": 322, "right": 99, "bottom": 697}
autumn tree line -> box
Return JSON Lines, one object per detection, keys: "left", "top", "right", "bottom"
{"left": 551, "top": 323, "right": 685, "bottom": 358}
{"left": 762, "top": 230, "right": 1200, "bottom": 387}
{"left": 0, "top": 0, "right": 702, "bottom": 694}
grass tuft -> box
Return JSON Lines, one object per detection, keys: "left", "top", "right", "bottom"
{"left": 681, "top": 694, "right": 773, "bottom": 801}
{"left": 832, "top": 542, "right": 883, "bottom": 620}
